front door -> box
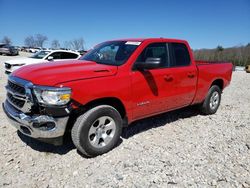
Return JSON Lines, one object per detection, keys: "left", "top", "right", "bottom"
{"left": 131, "top": 42, "right": 170, "bottom": 119}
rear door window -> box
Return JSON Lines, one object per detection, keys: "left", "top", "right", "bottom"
{"left": 170, "top": 43, "right": 191, "bottom": 67}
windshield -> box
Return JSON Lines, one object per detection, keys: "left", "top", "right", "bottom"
{"left": 30, "top": 50, "right": 50, "bottom": 59}
{"left": 81, "top": 41, "right": 141, "bottom": 66}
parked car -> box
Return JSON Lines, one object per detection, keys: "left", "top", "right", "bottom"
{"left": 19, "top": 46, "right": 29, "bottom": 52}
{"left": 4, "top": 50, "right": 81, "bottom": 74}
{"left": 0, "top": 44, "right": 19, "bottom": 56}
{"left": 2, "top": 38, "right": 233, "bottom": 157}
{"left": 245, "top": 65, "right": 250, "bottom": 73}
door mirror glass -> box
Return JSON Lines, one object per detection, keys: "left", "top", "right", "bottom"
{"left": 135, "top": 57, "right": 161, "bottom": 70}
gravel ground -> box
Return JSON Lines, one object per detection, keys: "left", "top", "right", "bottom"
{"left": 0, "top": 54, "right": 249, "bottom": 188}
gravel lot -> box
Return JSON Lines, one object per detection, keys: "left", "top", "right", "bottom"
{"left": 0, "top": 54, "right": 249, "bottom": 188}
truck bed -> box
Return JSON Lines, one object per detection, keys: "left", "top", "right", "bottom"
{"left": 192, "top": 61, "right": 233, "bottom": 104}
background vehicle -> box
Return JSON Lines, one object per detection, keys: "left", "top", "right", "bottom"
{"left": 245, "top": 65, "right": 250, "bottom": 73}
{"left": 0, "top": 44, "right": 19, "bottom": 56}
{"left": 3, "top": 38, "right": 233, "bottom": 157}
{"left": 4, "top": 50, "right": 81, "bottom": 74}
{"left": 28, "top": 47, "right": 41, "bottom": 53}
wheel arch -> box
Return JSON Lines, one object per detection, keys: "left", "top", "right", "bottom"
{"left": 65, "top": 97, "right": 127, "bottom": 133}
{"left": 82, "top": 97, "right": 127, "bottom": 119}
{"left": 210, "top": 78, "right": 224, "bottom": 90}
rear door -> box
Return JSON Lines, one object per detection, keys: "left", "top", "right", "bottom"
{"left": 165, "top": 43, "right": 197, "bottom": 109}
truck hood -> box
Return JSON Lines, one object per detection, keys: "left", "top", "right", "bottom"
{"left": 12, "top": 60, "right": 118, "bottom": 86}
{"left": 5, "top": 57, "right": 46, "bottom": 65}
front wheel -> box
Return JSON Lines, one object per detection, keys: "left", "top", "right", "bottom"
{"left": 200, "top": 85, "right": 222, "bottom": 115}
{"left": 71, "top": 105, "right": 122, "bottom": 157}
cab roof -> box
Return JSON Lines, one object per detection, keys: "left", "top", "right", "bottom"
{"left": 111, "top": 38, "right": 188, "bottom": 43}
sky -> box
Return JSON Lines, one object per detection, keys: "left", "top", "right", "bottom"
{"left": 0, "top": 0, "right": 249, "bottom": 49}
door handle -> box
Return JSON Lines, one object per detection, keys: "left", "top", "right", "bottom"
{"left": 164, "top": 75, "right": 173, "bottom": 82}
{"left": 187, "top": 73, "right": 195, "bottom": 78}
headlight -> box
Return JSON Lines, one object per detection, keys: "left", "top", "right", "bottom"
{"left": 33, "top": 86, "right": 71, "bottom": 105}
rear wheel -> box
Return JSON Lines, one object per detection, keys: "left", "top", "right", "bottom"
{"left": 71, "top": 105, "right": 122, "bottom": 157}
{"left": 200, "top": 85, "right": 221, "bottom": 115}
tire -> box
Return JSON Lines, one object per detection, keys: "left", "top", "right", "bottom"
{"left": 200, "top": 85, "right": 221, "bottom": 115}
{"left": 71, "top": 105, "right": 122, "bottom": 157}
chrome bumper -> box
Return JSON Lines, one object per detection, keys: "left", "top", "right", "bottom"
{"left": 2, "top": 101, "right": 69, "bottom": 139}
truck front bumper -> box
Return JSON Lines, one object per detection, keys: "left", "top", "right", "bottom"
{"left": 2, "top": 101, "right": 69, "bottom": 144}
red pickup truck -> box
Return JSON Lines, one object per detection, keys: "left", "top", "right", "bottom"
{"left": 3, "top": 38, "right": 233, "bottom": 157}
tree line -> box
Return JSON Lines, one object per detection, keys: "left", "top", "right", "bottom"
{"left": 193, "top": 44, "right": 250, "bottom": 66}
{"left": 1, "top": 34, "right": 85, "bottom": 50}
{"left": 2, "top": 35, "right": 250, "bottom": 66}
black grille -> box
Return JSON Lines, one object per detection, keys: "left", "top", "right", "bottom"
{"left": 5, "top": 63, "right": 11, "bottom": 69}
{"left": 7, "top": 93, "right": 25, "bottom": 108}
{"left": 8, "top": 80, "right": 25, "bottom": 95}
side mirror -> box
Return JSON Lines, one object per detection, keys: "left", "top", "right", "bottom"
{"left": 47, "top": 56, "right": 54, "bottom": 61}
{"left": 135, "top": 58, "right": 161, "bottom": 70}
